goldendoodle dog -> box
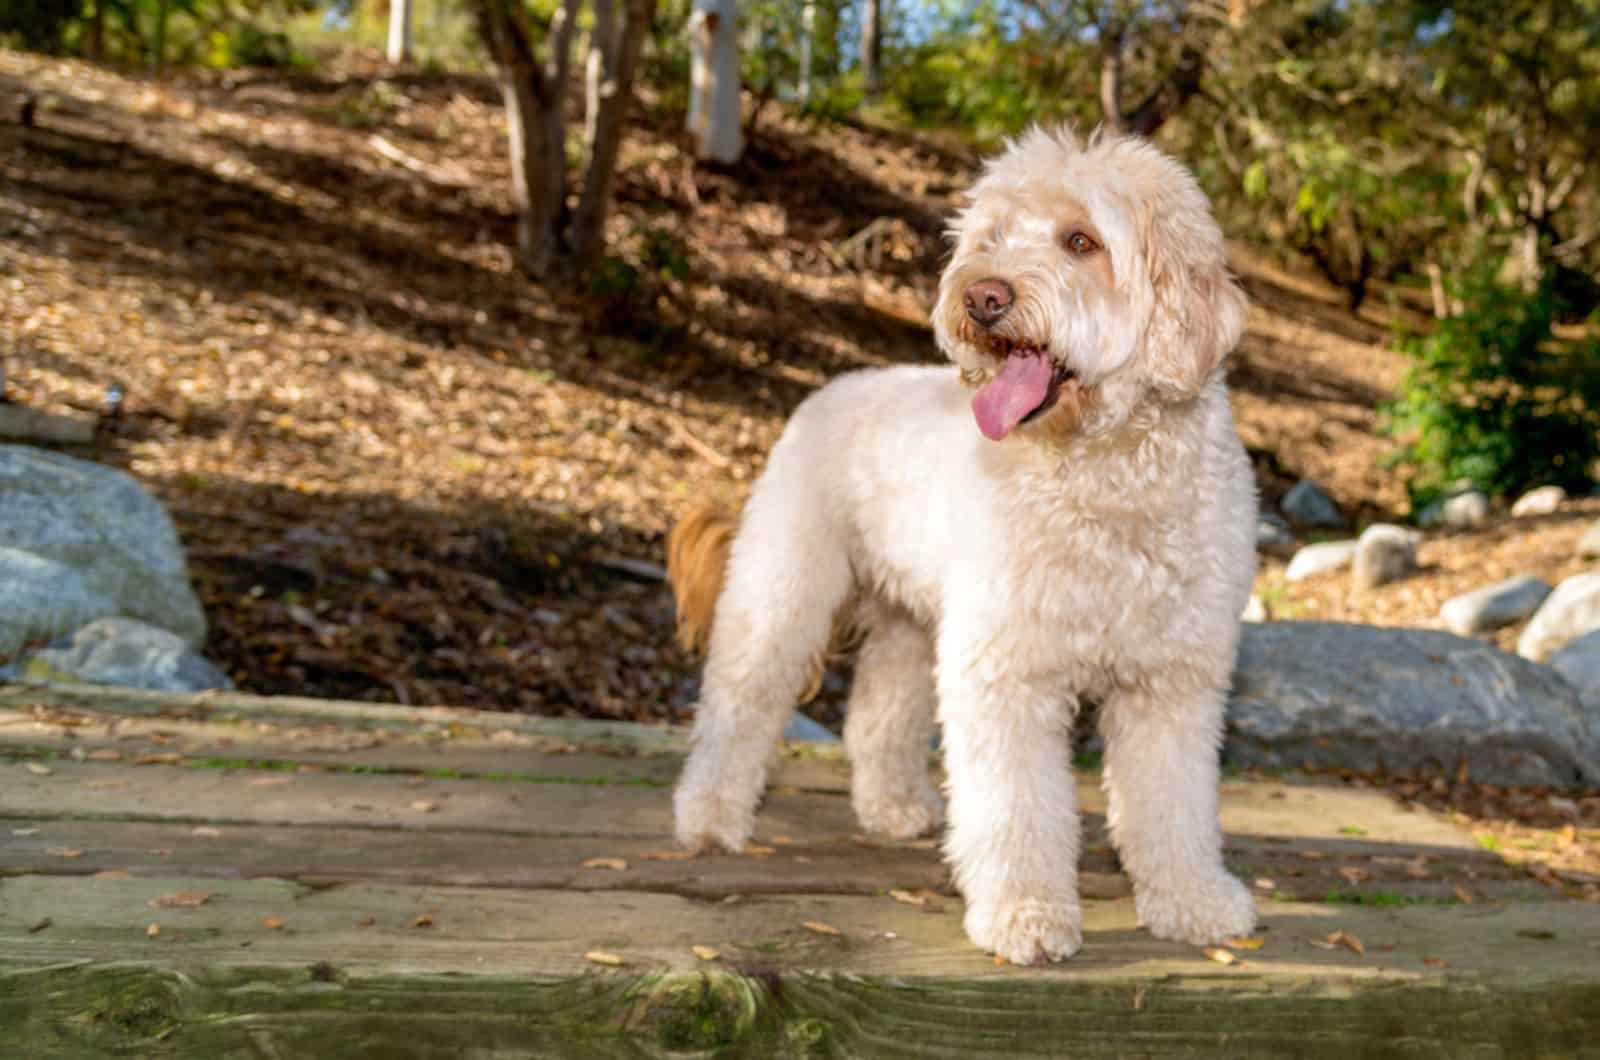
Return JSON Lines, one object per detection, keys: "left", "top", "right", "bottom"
{"left": 667, "top": 127, "right": 1257, "bottom": 964}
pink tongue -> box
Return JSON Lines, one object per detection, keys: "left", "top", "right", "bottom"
{"left": 971, "top": 353, "right": 1054, "bottom": 440}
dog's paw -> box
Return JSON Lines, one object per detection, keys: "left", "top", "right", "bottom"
{"left": 1136, "top": 871, "right": 1256, "bottom": 946}
{"left": 673, "top": 782, "right": 755, "bottom": 854}
{"left": 965, "top": 896, "right": 1082, "bottom": 965}
{"left": 854, "top": 783, "right": 944, "bottom": 840}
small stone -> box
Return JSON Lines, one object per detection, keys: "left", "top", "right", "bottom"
{"left": 1350, "top": 524, "right": 1420, "bottom": 591}
{"left": 1285, "top": 540, "right": 1358, "bottom": 582}
{"left": 1576, "top": 520, "right": 1600, "bottom": 560}
{"left": 1256, "top": 514, "right": 1297, "bottom": 557}
{"left": 19, "top": 617, "right": 232, "bottom": 694}
{"left": 1417, "top": 490, "right": 1490, "bottom": 529}
{"left": 1280, "top": 481, "right": 1345, "bottom": 528}
{"left": 1440, "top": 576, "right": 1552, "bottom": 636}
{"left": 1519, "top": 573, "right": 1600, "bottom": 661}
{"left": 1511, "top": 485, "right": 1566, "bottom": 518}
{"left": 1241, "top": 595, "right": 1269, "bottom": 623}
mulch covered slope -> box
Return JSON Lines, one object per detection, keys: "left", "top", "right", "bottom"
{"left": 0, "top": 48, "right": 1494, "bottom": 726}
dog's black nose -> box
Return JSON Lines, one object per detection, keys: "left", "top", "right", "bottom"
{"left": 964, "top": 278, "right": 1015, "bottom": 328}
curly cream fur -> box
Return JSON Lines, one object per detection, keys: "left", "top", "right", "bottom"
{"left": 672, "top": 127, "right": 1258, "bottom": 964}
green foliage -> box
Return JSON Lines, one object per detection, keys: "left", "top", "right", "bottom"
{"left": 1384, "top": 262, "right": 1600, "bottom": 509}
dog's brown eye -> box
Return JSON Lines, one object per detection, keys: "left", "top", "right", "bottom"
{"left": 1062, "top": 231, "right": 1100, "bottom": 255}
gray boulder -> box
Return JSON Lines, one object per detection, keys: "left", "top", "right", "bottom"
{"left": 1440, "top": 576, "right": 1552, "bottom": 636}
{"left": 0, "top": 547, "right": 118, "bottom": 656}
{"left": 1229, "top": 622, "right": 1596, "bottom": 789}
{"left": 1518, "top": 573, "right": 1600, "bottom": 662}
{"left": 1280, "top": 481, "right": 1345, "bottom": 528}
{"left": 1351, "top": 524, "right": 1420, "bottom": 591}
{"left": 1256, "top": 514, "right": 1297, "bottom": 558}
{"left": 1285, "top": 540, "right": 1358, "bottom": 582}
{"left": 1510, "top": 485, "right": 1565, "bottom": 518}
{"left": 0, "top": 445, "right": 205, "bottom": 645}
{"left": 1550, "top": 630, "right": 1600, "bottom": 707}
{"left": 21, "top": 617, "right": 232, "bottom": 693}
{"left": 1417, "top": 489, "right": 1490, "bottom": 529}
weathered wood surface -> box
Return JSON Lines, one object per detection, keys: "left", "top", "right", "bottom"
{"left": 3, "top": 681, "right": 1598, "bottom": 1058}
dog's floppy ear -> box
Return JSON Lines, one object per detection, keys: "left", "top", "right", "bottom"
{"left": 1140, "top": 222, "right": 1248, "bottom": 399}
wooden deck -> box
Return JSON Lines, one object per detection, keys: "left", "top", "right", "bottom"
{"left": 3, "top": 682, "right": 1598, "bottom": 1058}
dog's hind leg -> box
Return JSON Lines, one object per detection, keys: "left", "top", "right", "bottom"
{"left": 673, "top": 475, "right": 853, "bottom": 853}
{"left": 843, "top": 603, "right": 942, "bottom": 839}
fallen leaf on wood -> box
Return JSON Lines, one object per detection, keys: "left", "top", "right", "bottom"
{"left": 248, "top": 776, "right": 292, "bottom": 788}
{"left": 85, "top": 749, "right": 123, "bottom": 762}
{"left": 1226, "top": 936, "right": 1266, "bottom": 950}
{"left": 46, "top": 847, "right": 83, "bottom": 858}
{"left": 412, "top": 915, "right": 435, "bottom": 928}
{"left": 743, "top": 844, "right": 777, "bottom": 857}
{"left": 192, "top": 827, "right": 222, "bottom": 838}
{"left": 93, "top": 870, "right": 130, "bottom": 879}
{"left": 582, "top": 857, "right": 628, "bottom": 871}
{"left": 151, "top": 891, "right": 212, "bottom": 908}
{"left": 1405, "top": 857, "right": 1430, "bottom": 879}
{"left": 772, "top": 836, "right": 796, "bottom": 845}
{"left": 357, "top": 916, "right": 376, "bottom": 927}
{"left": 992, "top": 955, "right": 1009, "bottom": 966}
{"left": 584, "top": 950, "right": 626, "bottom": 966}
{"left": 11, "top": 827, "right": 39, "bottom": 837}
{"left": 262, "top": 916, "right": 285, "bottom": 930}
{"left": 146, "top": 923, "right": 161, "bottom": 938}
{"left": 28, "top": 918, "right": 52, "bottom": 934}
{"left": 1338, "top": 866, "right": 1372, "bottom": 885}
{"left": 1422, "top": 956, "right": 1447, "bottom": 968}
{"left": 1454, "top": 886, "right": 1476, "bottom": 904}
{"left": 638, "top": 848, "right": 695, "bottom": 861}
{"left": 889, "top": 889, "right": 926, "bottom": 906}
{"left": 1253, "top": 877, "right": 1276, "bottom": 891}
{"left": 410, "top": 800, "right": 439, "bottom": 813}
{"left": 134, "top": 753, "right": 183, "bottom": 765}
{"left": 1297, "top": 850, "right": 1327, "bottom": 861}
{"left": 691, "top": 945, "right": 721, "bottom": 961}
{"left": 1327, "top": 930, "right": 1365, "bottom": 955}
{"left": 802, "top": 920, "right": 841, "bottom": 936}
{"left": 1203, "top": 947, "right": 1239, "bottom": 966}
{"left": 24, "top": 763, "right": 52, "bottom": 776}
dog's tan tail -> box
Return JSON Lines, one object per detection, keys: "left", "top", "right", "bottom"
{"left": 666, "top": 503, "right": 738, "bottom": 655}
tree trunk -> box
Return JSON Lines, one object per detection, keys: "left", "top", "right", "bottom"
{"left": 471, "top": 0, "right": 576, "bottom": 277}
{"left": 570, "top": 0, "right": 657, "bottom": 271}
{"left": 1124, "top": 44, "right": 1204, "bottom": 137}
{"left": 88, "top": 0, "right": 105, "bottom": 62}
{"left": 859, "top": 0, "right": 881, "bottom": 99}
{"left": 1099, "top": 17, "right": 1125, "bottom": 134}
{"left": 387, "top": 0, "right": 413, "bottom": 64}
{"left": 797, "top": 0, "right": 816, "bottom": 105}
{"left": 153, "top": 0, "right": 169, "bottom": 71}
{"left": 585, "top": 0, "right": 619, "bottom": 150}
{"left": 687, "top": 0, "right": 744, "bottom": 163}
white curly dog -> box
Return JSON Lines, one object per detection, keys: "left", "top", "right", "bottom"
{"left": 667, "top": 127, "right": 1258, "bottom": 964}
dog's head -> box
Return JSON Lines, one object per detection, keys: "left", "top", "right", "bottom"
{"left": 933, "top": 127, "right": 1247, "bottom": 442}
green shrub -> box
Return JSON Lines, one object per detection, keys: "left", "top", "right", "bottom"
{"left": 1384, "top": 262, "right": 1600, "bottom": 511}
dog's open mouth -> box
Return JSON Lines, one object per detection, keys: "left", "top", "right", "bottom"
{"left": 971, "top": 345, "right": 1075, "bottom": 441}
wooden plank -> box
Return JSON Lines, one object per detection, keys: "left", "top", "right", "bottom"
{"left": 0, "top": 819, "right": 966, "bottom": 899}
{"left": 0, "top": 759, "right": 858, "bottom": 840}
{"left": 0, "top": 708, "right": 855, "bottom": 792}
{"left": 2, "top": 877, "right": 1598, "bottom": 1057}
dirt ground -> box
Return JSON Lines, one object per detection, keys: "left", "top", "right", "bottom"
{"left": 1, "top": 48, "right": 1595, "bottom": 753}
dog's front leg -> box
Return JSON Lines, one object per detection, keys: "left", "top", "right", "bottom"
{"left": 1098, "top": 683, "right": 1255, "bottom": 946}
{"left": 937, "top": 662, "right": 1083, "bottom": 964}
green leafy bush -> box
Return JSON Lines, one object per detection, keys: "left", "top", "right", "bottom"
{"left": 1384, "top": 263, "right": 1600, "bottom": 510}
